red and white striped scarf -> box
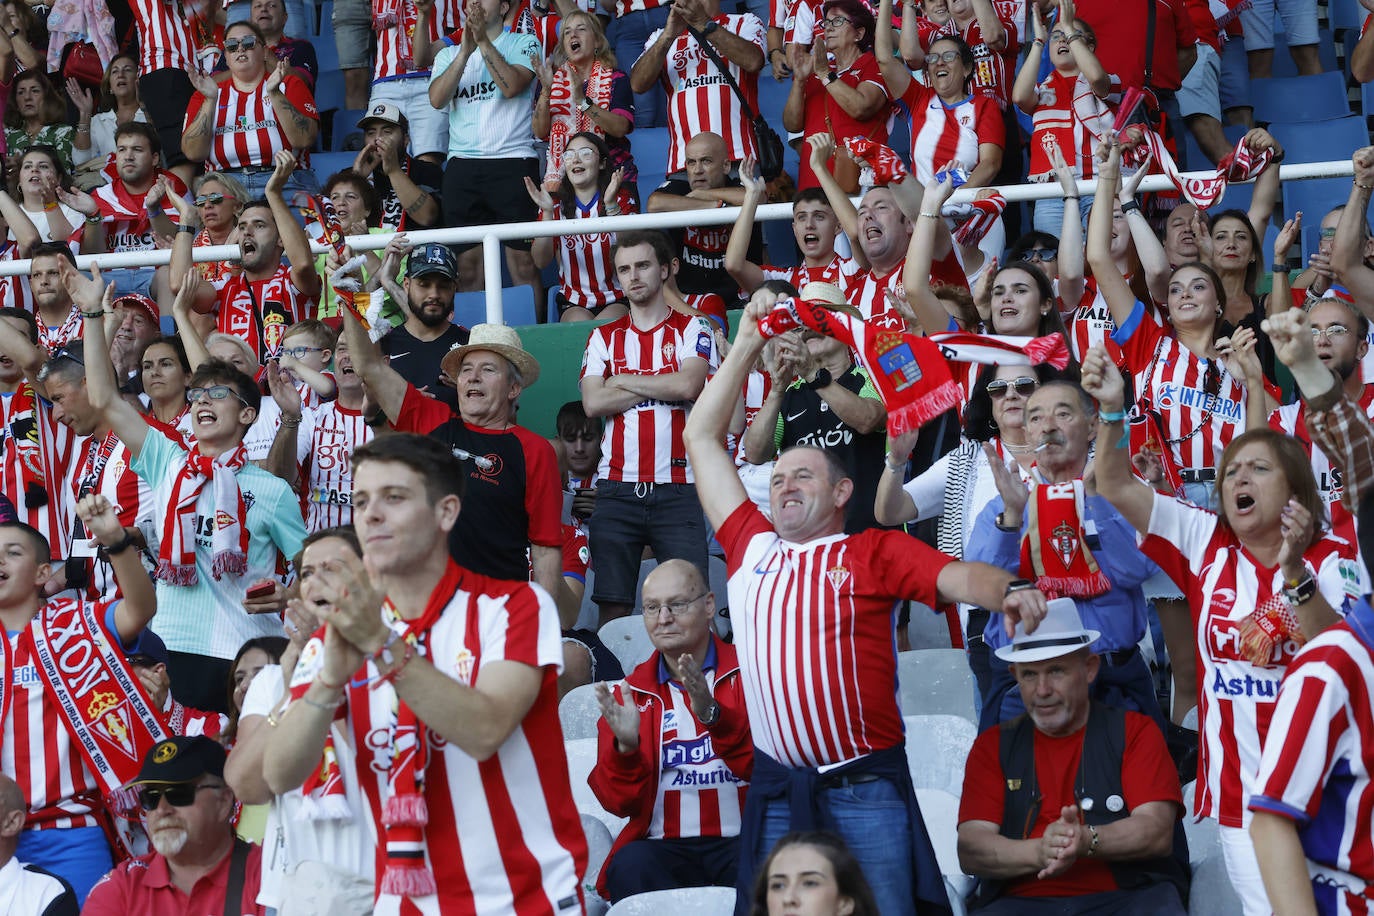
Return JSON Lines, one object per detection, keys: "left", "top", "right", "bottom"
{"left": 157, "top": 443, "right": 249, "bottom": 585}
{"left": 544, "top": 62, "right": 617, "bottom": 186}
{"left": 37, "top": 306, "right": 83, "bottom": 353}
{"left": 300, "top": 731, "right": 351, "bottom": 821}
{"left": 5, "top": 382, "right": 47, "bottom": 509}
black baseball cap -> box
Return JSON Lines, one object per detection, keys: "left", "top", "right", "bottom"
{"left": 408, "top": 243, "right": 459, "bottom": 282}
{"left": 130, "top": 736, "right": 226, "bottom": 785}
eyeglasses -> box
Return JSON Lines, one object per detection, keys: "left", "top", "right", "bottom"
{"left": 986, "top": 377, "right": 1038, "bottom": 398}
{"left": 1310, "top": 324, "right": 1352, "bottom": 341}
{"left": 1319, "top": 227, "right": 1338, "bottom": 240}
{"left": 51, "top": 346, "right": 84, "bottom": 366}
{"left": 137, "top": 782, "right": 226, "bottom": 811}
{"left": 1048, "top": 29, "right": 1073, "bottom": 41}
{"left": 1023, "top": 247, "right": 1058, "bottom": 262}
{"left": 640, "top": 593, "right": 708, "bottom": 618}
{"left": 223, "top": 36, "right": 259, "bottom": 52}
{"left": 925, "top": 50, "right": 961, "bottom": 65}
{"left": 187, "top": 385, "right": 249, "bottom": 406}
{"left": 280, "top": 345, "right": 323, "bottom": 359}
{"left": 822, "top": 16, "right": 852, "bottom": 28}
{"left": 195, "top": 193, "right": 232, "bottom": 207}
{"left": 565, "top": 147, "right": 599, "bottom": 162}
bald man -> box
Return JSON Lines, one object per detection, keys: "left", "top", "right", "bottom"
{"left": 648, "top": 132, "right": 763, "bottom": 307}
{"left": 0, "top": 773, "right": 78, "bottom": 915}
{"left": 588, "top": 560, "right": 753, "bottom": 902}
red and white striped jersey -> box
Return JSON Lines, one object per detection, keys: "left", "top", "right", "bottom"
{"left": 734, "top": 369, "right": 772, "bottom": 465}
{"left": 1249, "top": 607, "right": 1374, "bottom": 908}
{"left": 1028, "top": 70, "right": 1120, "bottom": 181}
{"left": 901, "top": 81, "right": 1006, "bottom": 186}
{"left": 918, "top": 13, "right": 1020, "bottom": 107}
{"left": 652, "top": 14, "right": 767, "bottom": 174}
{"left": 0, "top": 388, "right": 74, "bottom": 561}
{"left": 91, "top": 174, "right": 186, "bottom": 254}
{"left": 716, "top": 501, "right": 954, "bottom": 768}
{"left": 1140, "top": 495, "right": 1363, "bottom": 828}
{"left": 1117, "top": 301, "right": 1277, "bottom": 472}
{"left": 648, "top": 677, "right": 747, "bottom": 839}
{"left": 128, "top": 0, "right": 197, "bottom": 73}
{"left": 69, "top": 433, "right": 149, "bottom": 602}
{"left": 611, "top": 0, "right": 668, "bottom": 20}
{"left": 1268, "top": 386, "right": 1374, "bottom": 547}
{"left": 373, "top": 0, "right": 453, "bottom": 80}
{"left": 291, "top": 564, "right": 586, "bottom": 914}
{"left": 845, "top": 262, "right": 908, "bottom": 333}
{"left": 581, "top": 310, "right": 721, "bottom": 484}
{"left": 541, "top": 191, "right": 636, "bottom": 310}
{"left": 1067, "top": 275, "right": 1127, "bottom": 366}
{"left": 762, "top": 254, "right": 862, "bottom": 290}
{"left": 0, "top": 241, "right": 31, "bottom": 313}
{"left": 781, "top": 0, "right": 819, "bottom": 45}
{"left": 184, "top": 75, "right": 318, "bottom": 172}
{"left": 3, "top": 601, "right": 119, "bottom": 831}
{"left": 216, "top": 264, "right": 315, "bottom": 363}
{"left": 295, "top": 401, "right": 374, "bottom": 533}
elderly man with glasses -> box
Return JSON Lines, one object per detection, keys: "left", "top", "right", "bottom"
{"left": 84, "top": 736, "right": 267, "bottom": 915}
{"left": 588, "top": 559, "right": 753, "bottom": 904}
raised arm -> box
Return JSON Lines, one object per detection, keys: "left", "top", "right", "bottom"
{"left": 77, "top": 494, "right": 157, "bottom": 644}
{"left": 1352, "top": 0, "right": 1374, "bottom": 81}
{"left": 0, "top": 187, "right": 37, "bottom": 255}
{"left": 1059, "top": 0, "right": 1108, "bottom": 95}
{"left": 807, "top": 134, "right": 863, "bottom": 265}
{"left": 1049, "top": 142, "right": 1086, "bottom": 308}
{"left": 340, "top": 296, "right": 409, "bottom": 419}
{"left": 875, "top": 0, "right": 914, "bottom": 98}
{"left": 429, "top": 29, "right": 477, "bottom": 109}
{"left": 970, "top": 0, "right": 1007, "bottom": 50}
{"left": 1243, "top": 128, "right": 1284, "bottom": 241}
{"left": 902, "top": 172, "right": 963, "bottom": 333}
{"left": 725, "top": 157, "right": 769, "bottom": 294}
{"left": 1011, "top": 4, "right": 1046, "bottom": 114}
{"left": 180, "top": 70, "right": 223, "bottom": 164}
{"left": 1084, "top": 137, "right": 1140, "bottom": 327}
{"left": 1117, "top": 150, "right": 1169, "bottom": 305}
{"left": 630, "top": 6, "right": 684, "bottom": 93}
{"left": 73, "top": 265, "right": 150, "bottom": 456}
{"left": 265, "top": 151, "right": 322, "bottom": 301}
{"left": 683, "top": 291, "right": 772, "bottom": 528}
{"left": 1329, "top": 147, "right": 1374, "bottom": 319}
{"left": 1080, "top": 344, "right": 1155, "bottom": 532}
{"left": 1269, "top": 213, "right": 1300, "bottom": 317}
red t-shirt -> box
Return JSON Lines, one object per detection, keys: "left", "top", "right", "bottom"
{"left": 1076, "top": 0, "right": 1196, "bottom": 91}
{"left": 797, "top": 52, "right": 891, "bottom": 190}
{"left": 959, "top": 711, "right": 1183, "bottom": 898}
{"left": 83, "top": 843, "right": 267, "bottom": 916}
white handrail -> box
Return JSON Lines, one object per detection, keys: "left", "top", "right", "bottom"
{"left": 6, "top": 159, "right": 1355, "bottom": 326}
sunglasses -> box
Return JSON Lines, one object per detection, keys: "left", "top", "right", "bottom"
{"left": 987, "top": 377, "right": 1038, "bottom": 398}
{"left": 195, "top": 193, "right": 233, "bottom": 207}
{"left": 137, "top": 782, "right": 225, "bottom": 811}
{"left": 223, "top": 36, "right": 259, "bottom": 52}
{"left": 925, "top": 50, "right": 961, "bottom": 66}
{"left": 187, "top": 385, "right": 249, "bottom": 406}
{"left": 1023, "top": 247, "right": 1058, "bottom": 261}
{"left": 1319, "top": 227, "right": 1337, "bottom": 240}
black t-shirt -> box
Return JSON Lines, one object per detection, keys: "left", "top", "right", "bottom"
{"left": 658, "top": 177, "right": 762, "bottom": 307}
{"left": 381, "top": 322, "right": 467, "bottom": 411}
{"left": 777, "top": 365, "right": 886, "bottom": 532}
{"left": 374, "top": 157, "right": 445, "bottom": 231}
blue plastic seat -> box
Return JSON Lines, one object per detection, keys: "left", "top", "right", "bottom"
{"left": 756, "top": 73, "right": 791, "bottom": 125}
{"left": 762, "top": 216, "right": 799, "bottom": 268}
{"left": 1329, "top": 0, "right": 1365, "bottom": 36}
{"left": 331, "top": 108, "right": 367, "bottom": 151}
{"left": 1284, "top": 178, "right": 1354, "bottom": 230}
{"left": 452, "top": 286, "right": 539, "bottom": 328}
{"left": 314, "top": 70, "right": 346, "bottom": 114}
{"left": 1251, "top": 72, "right": 1350, "bottom": 122}
{"left": 1268, "top": 29, "right": 1338, "bottom": 76}
{"left": 630, "top": 127, "right": 672, "bottom": 181}
{"left": 314, "top": 0, "right": 334, "bottom": 37}
{"left": 1267, "top": 116, "right": 1368, "bottom": 164}
{"left": 453, "top": 290, "right": 486, "bottom": 329}
{"left": 310, "top": 150, "right": 357, "bottom": 178}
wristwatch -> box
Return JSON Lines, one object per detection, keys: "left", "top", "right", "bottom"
{"left": 1004, "top": 578, "right": 1036, "bottom": 599}
{"left": 1283, "top": 571, "right": 1318, "bottom": 606}
{"left": 578, "top": 97, "right": 592, "bottom": 113}
{"left": 806, "top": 367, "right": 832, "bottom": 389}
{"left": 701, "top": 19, "right": 719, "bottom": 36}
{"left": 699, "top": 701, "right": 721, "bottom": 726}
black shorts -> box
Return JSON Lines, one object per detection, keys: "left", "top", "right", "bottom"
{"left": 442, "top": 157, "right": 540, "bottom": 253}
{"left": 139, "top": 68, "right": 196, "bottom": 169}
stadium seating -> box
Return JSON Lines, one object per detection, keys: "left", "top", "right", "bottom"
{"left": 907, "top": 601, "right": 955, "bottom": 649}
{"left": 582, "top": 815, "right": 614, "bottom": 916}
{"left": 314, "top": 70, "right": 346, "bottom": 115}
{"left": 310, "top": 150, "right": 356, "bottom": 179}
{"left": 916, "top": 788, "right": 976, "bottom": 915}
{"left": 597, "top": 616, "right": 656, "bottom": 672}
{"left": 565, "top": 736, "right": 630, "bottom": 836}
{"left": 1268, "top": 29, "right": 1339, "bottom": 76}
{"left": 559, "top": 683, "right": 603, "bottom": 740}
{"left": 1268, "top": 116, "right": 1368, "bottom": 166}
{"left": 1182, "top": 782, "right": 1243, "bottom": 914}
{"left": 632, "top": 128, "right": 673, "bottom": 192}
{"left": 605, "top": 887, "right": 736, "bottom": 915}
{"left": 903, "top": 714, "right": 977, "bottom": 797}
{"left": 897, "top": 650, "right": 979, "bottom": 726}
{"left": 331, "top": 109, "right": 368, "bottom": 152}
{"left": 314, "top": 0, "right": 333, "bottom": 37}
{"left": 1251, "top": 71, "right": 1351, "bottom": 123}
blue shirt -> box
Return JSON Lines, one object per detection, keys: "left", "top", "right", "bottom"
{"left": 968, "top": 491, "right": 1161, "bottom": 652}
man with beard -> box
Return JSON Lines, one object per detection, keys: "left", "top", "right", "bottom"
{"left": 83, "top": 736, "right": 267, "bottom": 914}
{"left": 647, "top": 132, "right": 762, "bottom": 307}
{"left": 376, "top": 240, "right": 467, "bottom": 411}
{"left": 1267, "top": 298, "right": 1374, "bottom": 547}
{"left": 28, "top": 244, "right": 86, "bottom": 353}
{"left": 813, "top": 177, "right": 915, "bottom": 332}
{"left": 168, "top": 152, "right": 321, "bottom": 365}
{"left": 350, "top": 104, "right": 443, "bottom": 231}
{"left": 83, "top": 123, "right": 185, "bottom": 306}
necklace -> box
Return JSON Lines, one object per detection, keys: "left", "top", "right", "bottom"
{"left": 1002, "top": 439, "right": 1035, "bottom": 454}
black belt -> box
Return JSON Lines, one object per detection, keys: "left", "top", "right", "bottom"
{"left": 818, "top": 771, "right": 882, "bottom": 789}
{"left": 219, "top": 165, "right": 277, "bottom": 174}
{"left": 1179, "top": 467, "right": 1216, "bottom": 483}
{"left": 1101, "top": 647, "right": 1140, "bottom": 668}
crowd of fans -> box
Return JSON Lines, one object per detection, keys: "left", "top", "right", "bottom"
{"left": 0, "top": 0, "right": 1370, "bottom": 912}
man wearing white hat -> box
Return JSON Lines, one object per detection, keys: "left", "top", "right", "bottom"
{"left": 342, "top": 311, "right": 570, "bottom": 622}
{"left": 957, "top": 599, "right": 1188, "bottom": 916}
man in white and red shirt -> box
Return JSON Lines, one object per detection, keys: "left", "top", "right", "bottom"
{"left": 181, "top": 154, "right": 321, "bottom": 363}
{"left": 1268, "top": 299, "right": 1374, "bottom": 546}
{"left": 0, "top": 495, "right": 163, "bottom": 904}
{"left": 590, "top": 560, "right": 751, "bottom": 902}
{"left": 1249, "top": 573, "right": 1374, "bottom": 916}
{"left": 845, "top": 187, "right": 913, "bottom": 332}
{"left": 629, "top": 0, "right": 766, "bottom": 175}
{"left": 263, "top": 433, "right": 588, "bottom": 915}
{"left": 581, "top": 229, "right": 719, "bottom": 624}
{"left": 726, "top": 185, "right": 862, "bottom": 296}
{"left": 0, "top": 307, "right": 76, "bottom": 564}
{"left": 128, "top": 0, "right": 201, "bottom": 184}
{"left": 682, "top": 287, "right": 1051, "bottom": 916}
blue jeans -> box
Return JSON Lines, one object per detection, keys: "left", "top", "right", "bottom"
{"left": 218, "top": 167, "right": 321, "bottom": 213}
{"left": 608, "top": 6, "right": 672, "bottom": 128}
{"left": 759, "top": 778, "right": 916, "bottom": 916}
{"left": 1033, "top": 193, "right": 1093, "bottom": 237}
{"left": 103, "top": 266, "right": 155, "bottom": 299}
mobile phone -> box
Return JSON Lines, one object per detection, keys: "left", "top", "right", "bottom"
{"left": 246, "top": 582, "right": 276, "bottom": 600}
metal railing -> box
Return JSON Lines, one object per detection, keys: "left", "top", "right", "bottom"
{"left": 0, "top": 159, "right": 1354, "bottom": 324}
